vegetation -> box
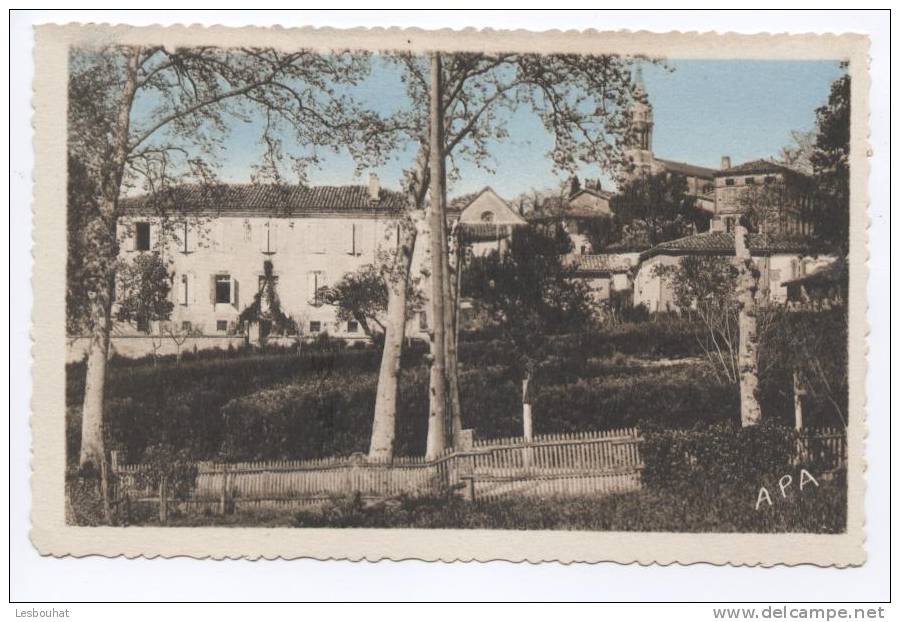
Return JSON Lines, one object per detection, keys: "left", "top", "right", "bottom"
{"left": 609, "top": 171, "right": 709, "bottom": 248}
{"left": 66, "top": 312, "right": 845, "bottom": 466}
{"left": 114, "top": 253, "right": 174, "bottom": 332}
{"left": 810, "top": 72, "right": 850, "bottom": 254}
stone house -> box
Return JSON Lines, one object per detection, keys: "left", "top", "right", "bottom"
{"left": 633, "top": 231, "right": 836, "bottom": 312}
{"left": 565, "top": 252, "right": 639, "bottom": 308}
{"left": 528, "top": 179, "right": 615, "bottom": 255}
{"left": 711, "top": 158, "right": 814, "bottom": 235}
{"left": 114, "top": 177, "right": 427, "bottom": 344}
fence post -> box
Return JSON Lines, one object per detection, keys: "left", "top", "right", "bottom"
{"left": 522, "top": 378, "right": 533, "bottom": 468}
{"left": 219, "top": 464, "right": 230, "bottom": 516}
{"left": 793, "top": 370, "right": 805, "bottom": 431}
{"left": 464, "top": 476, "right": 476, "bottom": 502}
{"left": 159, "top": 474, "right": 168, "bottom": 525}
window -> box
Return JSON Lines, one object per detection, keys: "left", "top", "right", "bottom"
{"left": 419, "top": 311, "right": 428, "bottom": 330}
{"left": 349, "top": 223, "right": 358, "bottom": 255}
{"left": 481, "top": 211, "right": 495, "bottom": 223}
{"left": 216, "top": 320, "right": 228, "bottom": 333}
{"left": 724, "top": 178, "right": 735, "bottom": 187}
{"left": 179, "top": 274, "right": 189, "bottom": 306}
{"left": 181, "top": 321, "right": 192, "bottom": 332}
{"left": 580, "top": 244, "right": 587, "bottom": 255}
{"left": 243, "top": 220, "right": 252, "bottom": 242}
{"left": 215, "top": 275, "right": 232, "bottom": 304}
{"left": 135, "top": 222, "right": 151, "bottom": 251}
{"left": 725, "top": 217, "right": 736, "bottom": 234}
{"left": 136, "top": 317, "right": 150, "bottom": 333}
{"left": 178, "top": 221, "right": 194, "bottom": 253}
{"left": 262, "top": 221, "right": 277, "bottom": 254}
{"left": 309, "top": 320, "right": 321, "bottom": 333}
{"left": 744, "top": 177, "right": 756, "bottom": 185}
{"left": 347, "top": 320, "right": 359, "bottom": 333}
{"left": 307, "top": 271, "right": 327, "bottom": 306}
{"left": 764, "top": 175, "right": 776, "bottom": 184}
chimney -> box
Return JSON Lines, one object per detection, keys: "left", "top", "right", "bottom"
{"left": 720, "top": 156, "right": 732, "bottom": 171}
{"left": 367, "top": 172, "right": 380, "bottom": 201}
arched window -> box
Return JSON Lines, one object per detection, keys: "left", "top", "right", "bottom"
{"left": 480, "top": 211, "right": 495, "bottom": 223}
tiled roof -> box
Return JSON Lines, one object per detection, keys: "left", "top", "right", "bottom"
{"left": 565, "top": 253, "right": 635, "bottom": 275}
{"left": 121, "top": 184, "right": 407, "bottom": 217}
{"left": 640, "top": 231, "right": 822, "bottom": 261}
{"left": 714, "top": 159, "right": 803, "bottom": 178}
{"left": 655, "top": 158, "right": 717, "bottom": 179}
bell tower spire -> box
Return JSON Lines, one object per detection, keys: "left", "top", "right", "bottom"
{"left": 624, "top": 63, "right": 655, "bottom": 178}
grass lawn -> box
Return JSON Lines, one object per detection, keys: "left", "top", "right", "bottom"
{"left": 148, "top": 471, "right": 845, "bottom": 533}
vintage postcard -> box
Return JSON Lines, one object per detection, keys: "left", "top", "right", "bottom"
{"left": 31, "top": 23, "right": 869, "bottom": 565}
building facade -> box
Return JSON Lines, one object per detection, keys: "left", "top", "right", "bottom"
{"left": 711, "top": 158, "right": 814, "bottom": 235}
{"left": 449, "top": 186, "right": 527, "bottom": 257}
{"left": 633, "top": 231, "right": 835, "bottom": 312}
{"left": 115, "top": 179, "right": 420, "bottom": 343}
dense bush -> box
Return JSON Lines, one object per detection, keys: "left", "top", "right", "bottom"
{"left": 639, "top": 421, "right": 846, "bottom": 533}
{"left": 66, "top": 314, "right": 846, "bottom": 465}
{"left": 535, "top": 363, "right": 738, "bottom": 432}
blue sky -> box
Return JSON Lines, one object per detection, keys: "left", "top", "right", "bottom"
{"left": 197, "top": 58, "right": 845, "bottom": 200}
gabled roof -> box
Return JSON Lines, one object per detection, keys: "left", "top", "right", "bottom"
{"left": 573, "top": 187, "right": 615, "bottom": 201}
{"left": 565, "top": 253, "right": 635, "bottom": 276}
{"left": 448, "top": 190, "right": 483, "bottom": 214}
{"left": 655, "top": 158, "right": 718, "bottom": 180}
{"left": 449, "top": 186, "right": 526, "bottom": 224}
{"left": 640, "top": 231, "right": 824, "bottom": 261}
{"left": 714, "top": 159, "right": 804, "bottom": 178}
{"left": 121, "top": 183, "right": 406, "bottom": 217}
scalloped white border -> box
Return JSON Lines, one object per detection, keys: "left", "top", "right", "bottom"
{"left": 29, "top": 22, "right": 870, "bottom": 566}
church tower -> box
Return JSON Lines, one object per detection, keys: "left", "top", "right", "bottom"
{"left": 624, "top": 65, "right": 657, "bottom": 178}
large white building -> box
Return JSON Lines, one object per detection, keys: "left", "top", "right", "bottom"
{"left": 114, "top": 177, "right": 421, "bottom": 343}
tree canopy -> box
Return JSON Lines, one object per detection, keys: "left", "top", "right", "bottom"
{"left": 609, "top": 171, "right": 707, "bottom": 248}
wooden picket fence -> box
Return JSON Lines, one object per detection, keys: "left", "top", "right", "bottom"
{"left": 112, "top": 426, "right": 846, "bottom": 514}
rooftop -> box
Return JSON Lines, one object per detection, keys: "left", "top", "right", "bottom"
{"left": 640, "top": 231, "right": 824, "bottom": 261}
{"left": 655, "top": 158, "right": 718, "bottom": 180}
{"left": 714, "top": 158, "right": 804, "bottom": 178}
{"left": 121, "top": 183, "right": 407, "bottom": 217}
{"left": 564, "top": 253, "right": 636, "bottom": 275}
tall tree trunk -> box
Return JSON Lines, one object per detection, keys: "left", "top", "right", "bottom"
{"left": 79, "top": 47, "right": 141, "bottom": 467}
{"left": 442, "top": 214, "right": 463, "bottom": 445}
{"left": 79, "top": 294, "right": 113, "bottom": 467}
{"left": 368, "top": 129, "right": 430, "bottom": 461}
{"left": 734, "top": 225, "right": 763, "bottom": 427}
{"left": 425, "top": 52, "right": 447, "bottom": 460}
{"left": 369, "top": 219, "right": 418, "bottom": 461}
